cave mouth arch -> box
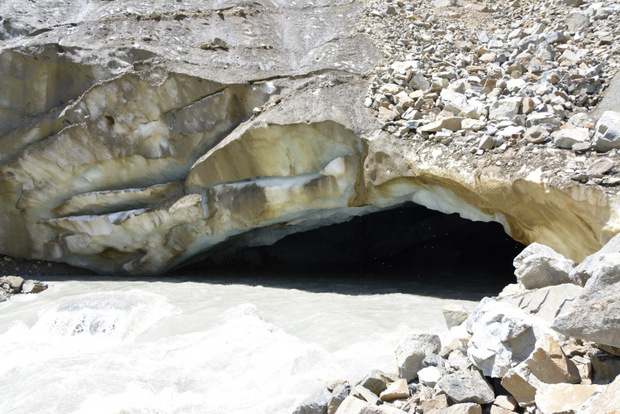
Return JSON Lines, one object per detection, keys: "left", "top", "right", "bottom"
{"left": 176, "top": 202, "right": 524, "bottom": 300}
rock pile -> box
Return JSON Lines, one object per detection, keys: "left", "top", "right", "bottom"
{"left": 294, "top": 234, "right": 620, "bottom": 414}
{"left": 0, "top": 275, "right": 47, "bottom": 302}
{"left": 363, "top": 0, "right": 620, "bottom": 185}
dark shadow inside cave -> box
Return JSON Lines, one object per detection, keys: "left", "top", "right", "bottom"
{"left": 176, "top": 202, "right": 524, "bottom": 300}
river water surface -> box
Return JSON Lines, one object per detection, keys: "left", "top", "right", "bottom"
{"left": 0, "top": 270, "right": 505, "bottom": 414}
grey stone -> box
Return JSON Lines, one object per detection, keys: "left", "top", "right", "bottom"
{"left": 418, "top": 117, "right": 463, "bottom": 133}
{"left": 417, "top": 366, "right": 443, "bottom": 387}
{"left": 574, "top": 232, "right": 620, "bottom": 284}
{"left": 587, "top": 158, "right": 614, "bottom": 176}
{"left": 566, "top": 11, "right": 590, "bottom": 31}
{"left": 445, "top": 403, "right": 482, "bottom": 414}
{"left": 293, "top": 387, "right": 331, "bottom": 414}
{"left": 437, "top": 370, "right": 495, "bottom": 404}
{"left": 553, "top": 252, "right": 620, "bottom": 348}
{"left": 333, "top": 396, "right": 382, "bottom": 414}
{"left": 410, "top": 74, "right": 430, "bottom": 91}
{"left": 513, "top": 243, "right": 575, "bottom": 289}
{"left": 466, "top": 298, "right": 558, "bottom": 378}
{"left": 552, "top": 127, "right": 591, "bottom": 149}
{"left": 395, "top": 333, "right": 442, "bottom": 381}
{"left": 4, "top": 275, "right": 24, "bottom": 293}
{"left": 498, "top": 283, "right": 583, "bottom": 324}
{"left": 593, "top": 111, "right": 620, "bottom": 152}
{"left": 328, "top": 384, "right": 350, "bottom": 414}
{"left": 357, "top": 371, "right": 389, "bottom": 396}
{"left": 442, "top": 304, "right": 469, "bottom": 329}
{"left": 489, "top": 98, "right": 522, "bottom": 121}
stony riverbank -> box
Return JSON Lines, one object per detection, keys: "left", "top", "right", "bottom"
{"left": 294, "top": 234, "right": 620, "bottom": 414}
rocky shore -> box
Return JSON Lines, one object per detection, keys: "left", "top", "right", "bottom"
{"left": 294, "top": 234, "right": 620, "bottom": 414}
{"left": 291, "top": 0, "right": 620, "bottom": 412}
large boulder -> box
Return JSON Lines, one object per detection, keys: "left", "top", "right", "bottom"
{"left": 573, "top": 232, "right": 620, "bottom": 285}
{"left": 466, "top": 298, "right": 558, "bottom": 378}
{"left": 552, "top": 252, "right": 620, "bottom": 348}
{"left": 513, "top": 243, "right": 576, "bottom": 289}
{"left": 497, "top": 283, "right": 583, "bottom": 324}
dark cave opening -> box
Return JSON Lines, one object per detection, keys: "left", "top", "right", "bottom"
{"left": 180, "top": 202, "right": 524, "bottom": 298}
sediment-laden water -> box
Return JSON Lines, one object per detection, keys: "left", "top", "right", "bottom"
{"left": 0, "top": 271, "right": 502, "bottom": 414}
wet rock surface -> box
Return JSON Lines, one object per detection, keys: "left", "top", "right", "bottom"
{"left": 0, "top": 0, "right": 619, "bottom": 274}
{"left": 296, "top": 235, "right": 620, "bottom": 414}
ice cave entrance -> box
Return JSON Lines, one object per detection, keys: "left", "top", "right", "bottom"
{"left": 177, "top": 202, "right": 523, "bottom": 299}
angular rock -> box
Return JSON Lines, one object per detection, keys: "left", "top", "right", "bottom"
{"left": 535, "top": 383, "right": 603, "bottom": 414}
{"left": 357, "top": 371, "right": 390, "bottom": 396}
{"left": 574, "top": 233, "right": 620, "bottom": 284}
{"left": 418, "top": 117, "right": 463, "bottom": 133}
{"left": 442, "top": 304, "right": 469, "bottom": 329}
{"left": 445, "top": 403, "right": 482, "bottom": 414}
{"left": 497, "top": 283, "right": 583, "bottom": 324}
{"left": 351, "top": 385, "right": 380, "bottom": 406}
{"left": 587, "top": 158, "right": 614, "bottom": 177}
{"left": 437, "top": 370, "right": 495, "bottom": 404}
{"left": 493, "top": 395, "right": 518, "bottom": 411}
{"left": 522, "top": 336, "right": 580, "bottom": 384}
{"left": 461, "top": 119, "right": 486, "bottom": 131}
{"left": 513, "top": 243, "right": 575, "bottom": 289}
{"left": 593, "top": 111, "right": 620, "bottom": 152}
{"left": 417, "top": 366, "right": 443, "bottom": 388}
{"left": 566, "top": 11, "right": 590, "bottom": 32}
{"left": 501, "top": 367, "right": 538, "bottom": 407}
{"left": 489, "top": 98, "right": 522, "bottom": 121}
{"left": 294, "top": 387, "right": 331, "bottom": 414}
{"left": 552, "top": 127, "right": 591, "bottom": 149}
{"left": 578, "top": 374, "right": 620, "bottom": 414}
{"left": 334, "top": 396, "right": 382, "bottom": 414}
{"left": 419, "top": 394, "right": 449, "bottom": 414}
{"left": 395, "top": 333, "right": 442, "bottom": 382}
{"left": 466, "top": 298, "right": 557, "bottom": 377}
{"left": 328, "top": 383, "right": 350, "bottom": 414}
{"left": 378, "top": 107, "right": 399, "bottom": 123}
{"left": 552, "top": 252, "right": 620, "bottom": 348}
{"left": 3, "top": 275, "right": 24, "bottom": 293}
{"left": 379, "top": 379, "right": 409, "bottom": 402}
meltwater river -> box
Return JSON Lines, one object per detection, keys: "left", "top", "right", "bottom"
{"left": 0, "top": 270, "right": 504, "bottom": 414}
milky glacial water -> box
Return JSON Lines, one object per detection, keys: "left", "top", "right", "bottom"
{"left": 0, "top": 272, "right": 497, "bottom": 414}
